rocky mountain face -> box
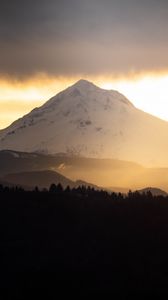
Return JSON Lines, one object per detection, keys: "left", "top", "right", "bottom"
{"left": 1, "top": 79, "right": 168, "bottom": 166}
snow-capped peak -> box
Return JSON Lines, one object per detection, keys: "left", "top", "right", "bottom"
{"left": 42, "top": 79, "right": 134, "bottom": 110}
{"left": 1, "top": 79, "right": 168, "bottom": 167}
{"left": 73, "top": 79, "right": 96, "bottom": 88}
{"left": 71, "top": 79, "right": 101, "bottom": 92}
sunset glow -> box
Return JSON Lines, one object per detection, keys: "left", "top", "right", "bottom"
{"left": 100, "top": 74, "right": 168, "bottom": 122}
{"left": 0, "top": 74, "right": 168, "bottom": 129}
{"left": 2, "top": 1, "right": 168, "bottom": 289}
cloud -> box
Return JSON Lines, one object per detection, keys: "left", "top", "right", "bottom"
{"left": 0, "top": 0, "right": 168, "bottom": 78}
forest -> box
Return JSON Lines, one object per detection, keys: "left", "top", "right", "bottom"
{"left": 1, "top": 184, "right": 168, "bottom": 297}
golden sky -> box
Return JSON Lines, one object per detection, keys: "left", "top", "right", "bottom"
{"left": 1, "top": 1, "right": 168, "bottom": 129}
{"left": 0, "top": 73, "right": 168, "bottom": 129}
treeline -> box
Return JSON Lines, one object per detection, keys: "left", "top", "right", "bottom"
{"left": 1, "top": 184, "right": 168, "bottom": 296}
{"left": 0, "top": 181, "right": 167, "bottom": 199}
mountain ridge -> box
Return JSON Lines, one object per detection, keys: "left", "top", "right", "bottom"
{"left": 1, "top": 150, "right": 168, "bottom": 192}
{"left": 1, "top": 169, "right": 101, "bottom": 191}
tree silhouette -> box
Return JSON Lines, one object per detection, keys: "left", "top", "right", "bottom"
{"left": 49, "top": 183, "right": 57, "bottom": 193}
{"left": 1, "top": 184, "right": 168, "bottom": 295}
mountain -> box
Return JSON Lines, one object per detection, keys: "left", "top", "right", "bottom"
{"left": 1, "top": 169, "right": 101, "bottom": 191}
{"left": 74, "top": 180, "right": 101, "bottom": 190}
{"left": 3, "top": 170, "right": 75, "bottom": 189}
{"left": 0, "top": 150, "right": 144, "bottom": 188}
{"left": 0, "top": 149, "right": 57, "bottom": 177}
{"left": 137, "top": 187, "right": 167, "bottom": 197}
{"left": 1, "top": 150, "right": 168, "bottom": 192}
{"left": 0, "top": 151, "right": 103, "bottom": 189}
{"left": 1, "top": 79, "right": 168, "bottom": 166}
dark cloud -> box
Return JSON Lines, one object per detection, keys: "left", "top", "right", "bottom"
{"left": 0, "top": 0, "right": 168, "bottom": 78}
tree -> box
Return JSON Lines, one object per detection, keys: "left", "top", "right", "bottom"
{"left": 56, "top": 183, "right": 63, "bottom": 192}
{"left": 49, "top": 183, "right": 57, "bottom": 193}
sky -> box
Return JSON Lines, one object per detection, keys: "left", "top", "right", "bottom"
{"left": 0, "top": 0, "right": 168, "bottom": 128}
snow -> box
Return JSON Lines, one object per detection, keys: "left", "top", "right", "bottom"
{"left": 0, "top": 79, "right": 168, "bottom": 167}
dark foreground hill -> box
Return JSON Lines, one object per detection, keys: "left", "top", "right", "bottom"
{"left": 3, "top": 170, "right": 75, "bottom": 189}
{"left": 1, "top": 186, "right": 168, "bottom": 297}
{"left": 138, "top": 187, "right": 168, "bottom": 197}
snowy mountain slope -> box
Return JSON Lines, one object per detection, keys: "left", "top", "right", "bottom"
{"left": 0, "top": 79, "right": 168, "bottom": 166}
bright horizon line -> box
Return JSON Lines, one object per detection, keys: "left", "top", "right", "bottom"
{"left": 0, "top": 73, "right": 168, "bottom": 129}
